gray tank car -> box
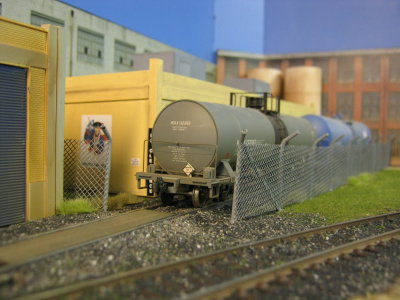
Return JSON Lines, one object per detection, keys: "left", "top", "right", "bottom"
{"left": 136, "top": 100, "right": 315, "bottom": 207}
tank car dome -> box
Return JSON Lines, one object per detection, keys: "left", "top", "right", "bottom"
{"left": 303, "top": 115, "right": 353, "bottom": 146}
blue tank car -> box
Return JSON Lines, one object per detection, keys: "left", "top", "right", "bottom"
{"left": 302, "top": 115, "right": 353, "bottom": 147}
{"left": 346, "top": 121, "right": 372, "bottom": 144}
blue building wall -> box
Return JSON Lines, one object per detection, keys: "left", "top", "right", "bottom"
{"left": 62, "top": 0, "right": 400, "bottom": 62}
{"left": 62, "top": 0, "right": 216, "bottom": 62}
{"left": 214, "top": 0, "right": 264, "bottom": 55}
{"left": 264, "top": 0, "right": 400, "bottom": 54}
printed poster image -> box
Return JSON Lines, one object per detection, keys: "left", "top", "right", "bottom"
{"left": 80, "top": 115, "right": 112, "bottom": 165}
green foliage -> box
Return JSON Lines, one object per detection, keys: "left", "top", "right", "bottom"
{"left": 283, "top": 170, "right": 400, "bottom": 224}
{"left": 107, "top": 193, "right": 129, "bottom": 210}
{"left": 58, "top": 198, "right": 97, "bottom": 215}
{"left": 347, "top": 172, "right": 375, "bottom": 187}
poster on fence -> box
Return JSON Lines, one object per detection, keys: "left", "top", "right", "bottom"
{"left": 80, "top": 115, "right": 112, "bottom": 166}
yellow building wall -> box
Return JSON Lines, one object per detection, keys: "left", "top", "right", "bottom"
{"left": 65, "top": 59, "right": 314, "bottom": 196}
{"left": 0, "top": 17, "right": 65, "bottom": 221}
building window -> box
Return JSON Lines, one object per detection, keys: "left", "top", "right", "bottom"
{"left": 77, "top": 27, "right": 104, "bottom": 66}
{"left": 336, "top": 92, "right": 353, "bottom": 120}
{"left": 31, "top": 11, "right": 64, "bottom": 27}
{"left": 224, "top": 57, "right": 238, "bottom": 79}
{"left": 337, "top": 57, "right": 354, "bottom": 84}
{"left": 389, "top": 54, "right": 400, "bottom": 82}
{"left": 144, "top": 49, "right": 152, "bottom": 53}
{"left": 246, "top": 59, "right": 259, "bottom": 72}
{"left": 388, "top": 130, "right": 400, "bottom": 157}
{"left": 362, "top": 56, "right": 380, "bottom": 83}
{"left": 313, "top": 58, "right": 329, "bottom": 84}
{"left": 362, "top": 92, "right": 380, "bottom": 121}
{"left": 114, "top": 40, "right": 136, "bottom": 71}
{"left": 321, "top": 93, "right": 329, "bottom": 116}
{"left": 288, "top": 59, "right": 304, "bottom": 67}
{"left": 370, "top": 129, "right": 379, "bottom": 143}
{"left": 388, "top": 92, "right": 400, "bottom": 121}
{"left": 0, "top": 3, "right": 2, "bottom": 16}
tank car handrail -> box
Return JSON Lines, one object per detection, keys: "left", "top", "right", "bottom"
{"left": 313, "top": 133, "right": 329, "bottom": 148}
{"left": 280, "top": 130, "right": 300, "bottom": 146}
{"left": 331, "top": 134, "right": 345, "bottom": 145}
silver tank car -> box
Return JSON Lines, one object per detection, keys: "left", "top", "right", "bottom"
{"left": 153, "top": 100, "right": 274, "bottom": 176}
{"left": 137, "top": 100, "right": 316, "bottom": 206}
{"left": 152, "top": 100, "right": 315, "bottom": 176}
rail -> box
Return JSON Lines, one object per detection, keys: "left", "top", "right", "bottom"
{"left": 19, "top": 211, "right": 400, "bottom": 300}
{"left": 188, "top": 228, "right": 400, "bottom": 300}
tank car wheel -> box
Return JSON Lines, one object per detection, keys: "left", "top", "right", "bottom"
{"left": 192, "top": 187, "right": 209, "bottom": 207}
{"left": 159, "top": 183, "right": 173, "bottom": 205}
{"left": 192, "top": 187, "right": 201, "bottom": 207}
{"left": 160, "top": 192, "right": 174, "bottom": 205}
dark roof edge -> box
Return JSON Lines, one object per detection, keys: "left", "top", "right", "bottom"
{"left": 217, "top": 48, "right": 400, "bottom": 60}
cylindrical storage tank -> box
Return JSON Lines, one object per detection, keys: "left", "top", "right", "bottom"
{"left": 152, "top": 100, "right": 276, "bottom": 175}
{"left": 347, "top": 121, "right": 372, "bottom": 144}
{"left": 284, "top": 67, "right": 322, "bottom": 115}
{"left": 303, "top": 115, "right": 353, "bottom": 146}
{"left": 247, "top": 68, "right": 283, "bottom": 97}
{"left": 280, "top": 115, "right": 316, "bottom": 146}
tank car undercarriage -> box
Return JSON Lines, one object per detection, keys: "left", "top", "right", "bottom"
{"left": 137, "top": 164, "right": 233, "bottom": 207}
{"left": 136, "top": 171, "right": 232, "bottom": 207}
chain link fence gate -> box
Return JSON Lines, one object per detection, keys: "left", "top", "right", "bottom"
{"left": 231, "top": 143, "right": 391, "bottom": 223}
{"left": 64, "top": 139, "right": 112, "bottom": 211}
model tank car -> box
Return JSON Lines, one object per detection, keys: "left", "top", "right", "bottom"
{"left": 136, "top": 99, "right": 316, "bottom": 207}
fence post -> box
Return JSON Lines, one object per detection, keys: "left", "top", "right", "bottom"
{"left": 279, "top": 131, "right": 300, "bottom": 207}
{"left": 329, "top": 135, "right": 345, "bottom": 189}
{"left": 310, "top": 134, "right": 329, "bottom": 198}
{"left": 231, "top": 130, "right": 247, "bottom": 223}
{"left": 102, "top": 140, "right": 112, "bottom": 211}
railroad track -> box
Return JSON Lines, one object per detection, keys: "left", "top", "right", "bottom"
{"left": 0, "top": 207, "right": 174, "bottom": 270}
{"left": 0, "top": 197, "right": 229, "bottom": 270}
{"left": 18, "top": 211, "right": 400, "bottom": 300}
{"left": 189, "top": 229, "right": 400, "bottom": 300}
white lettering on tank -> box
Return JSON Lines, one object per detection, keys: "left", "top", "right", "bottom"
{"left": 168, "top": 145, "right": 191, "bottom": 162}
{"left": 170, "top": 120, "right": 191, "bottom": 132}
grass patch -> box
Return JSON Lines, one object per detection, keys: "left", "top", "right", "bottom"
{"left": 58, "top": 198, "right": 97, "bottom": 215}
{"left": 107, "top": 193, "right": 130, "bottom": 210}
{"left": 347, "top": 172, "right": 375, "bottom": 187}
{"left": 283, "top": 170, "right": 400, "bottom": 224}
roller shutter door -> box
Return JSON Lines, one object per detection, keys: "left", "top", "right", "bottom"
{"left": 0, "top": 64, "right": 27, "bottom": 226}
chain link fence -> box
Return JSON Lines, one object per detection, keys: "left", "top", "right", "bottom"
{"left": 231, "top": 143, "right": 391, "bottom": 222}
{"left": 64, "top": 139, "right": 112, "bottom": 211}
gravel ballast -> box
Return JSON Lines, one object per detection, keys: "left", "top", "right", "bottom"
{"left": 60, "top": 215, "right": 400, "bottom": 299}
{"left": 0, "top": 211, "right": 115, "bottom": 247}
{"left": 0, "top": 199, "right": 161, "bottom": 247}
{"left": 0, "top": 205, "right": 325, "bottom": 298}
{"left": 0, "top": 205, "right": 399, "bottom": 299}
{"left": 242, "top": 238, "right": 400, "bottom": 300}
